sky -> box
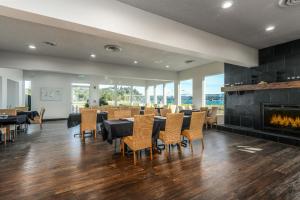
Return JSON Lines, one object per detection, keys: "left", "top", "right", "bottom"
{"left": 205, "top": 74, "right": 224, "bottom": 94}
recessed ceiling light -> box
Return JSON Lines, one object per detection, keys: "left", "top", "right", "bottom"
{"left": 165, "top": 65, "right": 170, "bottom": 68}
{"left": 265, "top": 25, "right": 275, "bottom": 32}
{"left": 134, "top": 60, "right": 138, "bottom": 64}
{"left": 90, "top": 53, "right": 96, "bottom": 58}
{"left": 28, "top": 44, "right": 36, "bottom": 50}
{"left": 222, "top": 1, "right": 233, "bottom": 9}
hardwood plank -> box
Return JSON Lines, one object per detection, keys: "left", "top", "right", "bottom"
{"left": 0, "top": 121, "right": 300, "bottom": 199}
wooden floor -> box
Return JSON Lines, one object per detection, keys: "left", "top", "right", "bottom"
{"left": 0, "top": 121, "right": 300, "bottom": 200}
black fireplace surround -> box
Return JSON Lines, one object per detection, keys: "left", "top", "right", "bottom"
{"left": 221, "top": 39, "right": 300, "bottom": 145}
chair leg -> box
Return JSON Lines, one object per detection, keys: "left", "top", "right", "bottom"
{"left": 4, "top": 132, "right": 6, "bottom": 145}
{"left": 94, "top": 130, "right": 96, "bottom": 139}
{"left": 201, "top": 139, "right": 205, "bottom": 150}
{"left": 189, "top": 141, "right": 193, "bottom": 153}
{"left": 122, "top": 140, "right": 125, "bottom": 157}
{"left": 150, "top": 147, "right": 153, "bottom": 160}
{"left": 178, "top": 142, "right": 182, "bottom": 152}
{"left": 133, "top": 151, "right": 136, "bottom": 165}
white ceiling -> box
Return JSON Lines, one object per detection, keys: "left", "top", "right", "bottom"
{"left": 118, "top": 0, "right": 300, "bottom": 49}
{"left": 0, "top": 16, "right": 213, "bottom": 71}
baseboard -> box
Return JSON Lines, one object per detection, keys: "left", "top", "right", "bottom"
{"left": 43, "top": 118, "right": 67, "bottom": 122}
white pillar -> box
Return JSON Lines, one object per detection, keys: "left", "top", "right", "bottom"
{"left": 2, "top": 77, "right": 7, "bottom": 108}
{"left": 145, "top": 85, "right": 150, "bottom": 105}
{"left": 174, "top": 80, "right": 180, "bottom": 105}
{"left": 130, "top": 86, "right": 133, "bottom": 106}
{"left": 89, "top": 82, "right": 99, "bottom": 107}
{"left": 163, "top": 83, "right": 167, "bottom": 105}
{"left": 114, "top": 84, "right": 117, "bottom": 106}
{"left": 153, "top": 85, "right": 157, "bottom": 104}
{"left": 192, "top": 76, "right": 203, "bottom": 109}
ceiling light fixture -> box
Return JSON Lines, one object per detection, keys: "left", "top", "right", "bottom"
{"left": 134, "top": 60, "right": 138, "bottom": 64}
{"left": 222, "top": 1, "right": 233, "bottom": 9}
{"left": 185, "top": 60, "right": 195, "bottom": 64}
{"left": 90, "top": 53, "right": 96, "bottom": 58}
{"left": 43, "top": 41, "right": 57, "bottom": 47}
{"left": 104, "top": 44, "right": 122, "bottom": 52}
{"left": 165, "top": 65, "right": 170, "bottom": 68}
{"left": 28, "top": 44, "right": 36, "bottom": 50}
{"left": 265, "top": 25, "right": 275, "bottom": 32}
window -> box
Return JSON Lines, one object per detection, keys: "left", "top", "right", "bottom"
{"left": 204, "top": 74, "right": 224, "bottom": 113}
{"left": 99, "top": 84, "right": 115, "bottom": 106}
{"left": 165, "top": 82, "right": 175, "bottom": 105}
{"left": 25, "top": 80, "right": 31, "bottom": 96}
{"left": 71, "top": 83, "right": 90, "bottom": 112}
{"left": 180, "top": 79, "right": 193, "bottom": 105}
{"left": 156, "top": 84, "right": 163, "bottom": 105}
{"left": 132, "top": 86, "right": 145, "bottom": 106}
{"left": 148, "top": 86, "right": 154, "bottom": 104}
{"left": 116, "top": 85, "right": 131, "bottom": 106}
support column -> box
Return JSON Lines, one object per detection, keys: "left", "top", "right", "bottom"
{"left": 174, "top": 80, "right": 180, "bottom": 106}
{"left": 114, "top": 84, "right": 117, "bottom": 106}
{"left": 153, "top": 85, "right": 157, "bottom": 105}
{"left": 163, "top": 83, "right": 167, "bottom": 105}
{"left": 145, "top": 85, "right": 150, "bottom": 105}
{"left": 2, "top": 77, "right": 7, "bottom": 108}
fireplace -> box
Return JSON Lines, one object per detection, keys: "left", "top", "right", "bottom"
{"left": 263, "top": 104, "right": 300, "bottom": 136}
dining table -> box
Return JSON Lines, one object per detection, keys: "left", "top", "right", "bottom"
{"left": 102, "top": 115, "right": 191, "bottom": 145}
{"left": 0, "top": 115, "right": 27, "bottom": 126}
{"left": 17, "top": 111, "right": 39, "bottom": 123}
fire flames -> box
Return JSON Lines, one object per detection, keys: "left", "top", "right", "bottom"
{"left": 270, "top": 114, "right": 300, "bottom": 128}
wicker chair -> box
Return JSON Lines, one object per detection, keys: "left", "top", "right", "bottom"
{"left": 105, "top": 108, "right": 118, "bottom": 120}
{"left": 159, "top": 113, "right": 184, "bottom": 155}
{"left": 181, "top": 112, "right": 206, "bottom": 152}
{"left": 114, "top": 110, "right": 132, "bottom": 119}
{"left": 206, "top": 107, "right": 218, "bottom": 128}
{"left": 160, "top": 108, "right": 172, "bottom": 117}
{"left": 15, "top": 107, "right": 29, "bottom": 112}
{"left": 29, "top": 107, "right": 45, "bottom": 130}
{"left": 80, "top": 109, "right": 97, "bottom": 139}
{"left": 0, "top": 127, "right": 8, "bottom": 145}
{"left": 144, "top": 107, "right": 156, "bottom": 115}
{"left": 0, "top": 109, "right": 17, "bottom": 116}
{"left": 122, "top": 114, "right": 154, "bottom": 165}
{"left": 170, "top": 105, "right": 177, "bottom": 113}
{"left": 130, "top": 107, "right": 141, "bottom": 117}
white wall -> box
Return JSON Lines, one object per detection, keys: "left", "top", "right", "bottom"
{"left": 0, "top": 68, "right": 23, "bottom": 108}
{"left": 178, "top": 62, "right": 224, "bottom": 108}
{"left": 7, "top": 79, "right": 19, "bottom": 108}
{"left": 23, "top": 71, "right": 147, "bottom": 119}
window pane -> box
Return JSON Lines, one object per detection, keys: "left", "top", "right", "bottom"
{"left": 204, "top": 74, "right": 224, "bottom": 114}
{"left": 166, "top": 82, "right": 174, "bottom": 105}
{"left": 156, "top": 84, "right": 163, "bottom": 105}
{"left": 99, "top": 84, "right": 115, "bottom": 106}
{"left": 132, "top": 86, "right": 145, "bottom": 106}
{"left": 148, "top": 86, "right": 154, "bottom": 104}
{"left": 180, "top": 79, "right": 193, "bottom": 105}
{"left": 116, "top": 85, "right": 131, "bottom": 106}
{"left": 72, "top": 83, "right": 90, "bottom": 112}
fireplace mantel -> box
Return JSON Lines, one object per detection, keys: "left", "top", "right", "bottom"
{"left": 221, "top": 80, "right": 300, "bottom": 92}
